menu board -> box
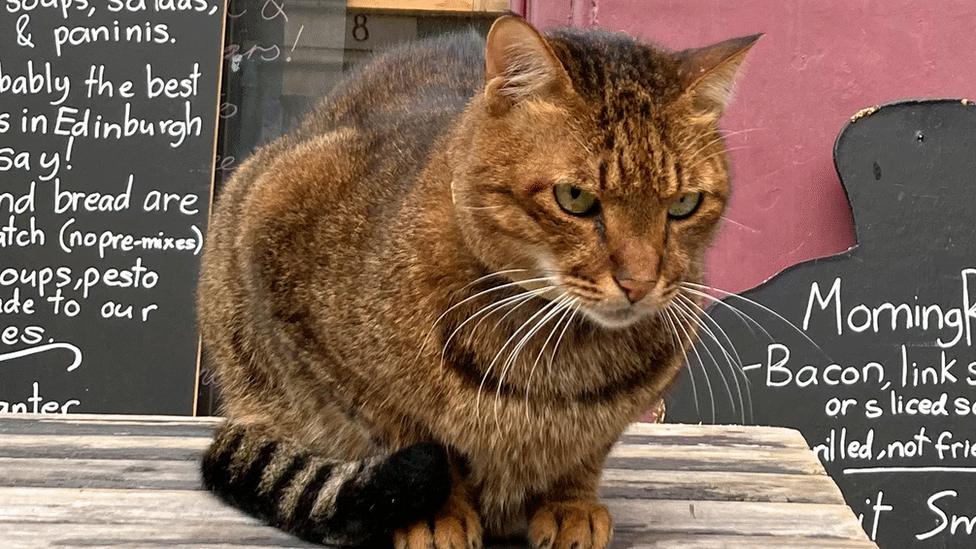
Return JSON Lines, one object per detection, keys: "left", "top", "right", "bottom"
{"left": 668, "top": 100, "right": 976, "bottom": 548}
{"left": 0, "top": 1, "right": 226, "bottom": 414}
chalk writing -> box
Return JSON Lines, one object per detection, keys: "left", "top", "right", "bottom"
{"left": 0, "top": 0, "right": 224, "bottom": 414}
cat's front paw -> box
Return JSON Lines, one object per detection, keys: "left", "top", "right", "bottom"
{"left": 393, "top": 496, "right": 483, "bottom": 549}
{"left": 527, "top": 500, "right": 612, "bottom": 549}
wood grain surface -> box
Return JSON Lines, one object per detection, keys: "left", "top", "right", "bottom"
{"left": 0, "top": 414, "right": 875, "bottom": 548}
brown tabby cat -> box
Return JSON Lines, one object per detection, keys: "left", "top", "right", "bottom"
{"left": 198, "top": 15, "right": 758, "bottom": 548}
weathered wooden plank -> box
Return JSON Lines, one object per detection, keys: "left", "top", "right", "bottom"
{"left": 0, "top": 434, "right": 209, "bottom": 461}
{"left": 0, "top": 456, "right": 843, "bottom": 505}
{"left": 620, "top": 422, "right": 810, "bottom": 450}
{"left": 0, "top": 524, "right": 877, "bottom": 549}
{"left": 0, "top": 486, "right": 868, "bottom": 539}
{"left": 0, "top": 487, "right": 259, "bottom": 524}
{"left": 0, "top": 458, "right": 202, "bottom": 490}
{"left": 0, "top": 416, "right": 218, "bottom": 438}
{"left": 0, "top": 431, "right": 825, "bottom": 476}
{"left": 0, "top": 487, "right": 868, "bottom": 542}
{"left": 599, "top": 468, "right": 844, "bottom": 505}
{"left": 608, "top": 444, "right": 827, "bottom": 475}
{"left": 0, "top": 416, "right": 812, "bottom": 450}
{"left": 0, "top": 416, "right": 872, "bottom": 547}
{"left": 0, "top": 522, "right": 316, "bottom": 549}
{"left": 0, "top": 439, "right": 821, "bottom": 476}
{"left": 613, "top": 534, "right": 877, "bottom": 548}
{"left": 606, "top": 498, "right": 870, "bottom": 540}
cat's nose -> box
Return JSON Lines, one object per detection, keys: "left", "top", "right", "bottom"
{"left": 614, "top": 276, "right": 653, "bottom": 304}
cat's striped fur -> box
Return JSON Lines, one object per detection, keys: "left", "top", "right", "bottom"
{"left": 202, "top": 423, "right": 448, "bottom": 546}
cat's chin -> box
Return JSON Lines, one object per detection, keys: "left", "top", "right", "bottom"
{"left": 581, "top": 305, "right": 652, "bottom": 330}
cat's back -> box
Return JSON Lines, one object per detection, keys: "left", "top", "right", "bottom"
{"left": 207, "top": 30, "right": 486, "bottom": 251}
{"left": 297, "top": 29, "right": 485, "bottom": 144}
{"left": 198, "top": 31, "right": 486, "bottom": 368}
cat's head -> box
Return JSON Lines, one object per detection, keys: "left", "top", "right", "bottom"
{"left": 450, "top": 16, "right": 759, "bottom": 329}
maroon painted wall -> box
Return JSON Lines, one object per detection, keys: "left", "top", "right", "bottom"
{"left": 520, "top": 0, "right": 976, "bottom": 292}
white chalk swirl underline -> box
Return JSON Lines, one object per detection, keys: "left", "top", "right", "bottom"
{"left": 0, "top": 343, "right": 83, "bottom": 372}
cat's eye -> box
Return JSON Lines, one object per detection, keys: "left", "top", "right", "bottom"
{"left": 667, "top": 192, "right": 702, "bottom": 219}
{"left": 553, "top": 184, "right": 598, "bottom": 216}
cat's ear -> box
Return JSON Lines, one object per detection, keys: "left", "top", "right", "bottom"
{"left": 484, "top": 15, "right": 573, "bottom": 111}
{"left": 676, "top": 34, "right": 762, "bottom": 118}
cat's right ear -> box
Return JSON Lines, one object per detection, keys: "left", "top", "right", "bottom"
{"left": 483, "top": 16, "right": 573, "bottom": 113}
{"left": 675, "top": 33, "right": 762, "bottom": 119}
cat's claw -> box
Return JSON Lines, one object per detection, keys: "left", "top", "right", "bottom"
{"left": 528, "top": 500, "right": 612, "bottom": 549}
{"left": 393, "top": 497, "right": 483, "bottom": 549}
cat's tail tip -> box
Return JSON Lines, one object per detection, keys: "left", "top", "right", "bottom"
{"left": 345, "top": 441, "right": 452, "bottom": 528}
{"left": 201, "top": 422, "right": 451, "bottom": 547}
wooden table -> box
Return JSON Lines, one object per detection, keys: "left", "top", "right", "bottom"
{"left": 0, "top": 414, "right": 875, "bottom": 548}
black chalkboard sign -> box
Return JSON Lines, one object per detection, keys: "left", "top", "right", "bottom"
{"left": 668, "top": 99, "right": 976, "bottom": 548}
{"left": 0, "top": 3, "right": 226, "bottom": 413}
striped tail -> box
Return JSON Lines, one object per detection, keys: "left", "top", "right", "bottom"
{"left": 201, "top": 422, "right": 451, "bottom": 547}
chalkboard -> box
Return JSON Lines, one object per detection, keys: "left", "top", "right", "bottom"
{"left": 0, "top": 2, "right": 226, "bottom": 414}
{"left": 667, "top": 99, "right": 976, "bottom": 548}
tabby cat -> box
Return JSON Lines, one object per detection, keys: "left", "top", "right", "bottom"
{"left": 198, "top": 15, "right": 758, "bottom": 548}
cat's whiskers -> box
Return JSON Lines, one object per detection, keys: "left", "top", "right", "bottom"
{"left": 440, "top": 285, "right": 557, "bottom": 368}
{"left": 475, "top": 292, "right": 567, "bottom": 426}
{"left": 546, "top": 301, "right": 581, "bottom": 377}
{"left": 677, "top": 291, "right": 754, "bottom": 422}
{"left": 684, "top": 145, "right": 753, "bottom": 173}
{"left": 715, "top": 126, "right": 766, "bottom": 137}
{"left": 672, "top": 294, "right": 742, "bottom": 423}
{"left": 669, "top": 302, "right": 717, "bottom": 423}
{"left": 663, "top": 306, "right": 701, "bottom": 420}
{"left": 415, "top": 274, "right": 557, "bottom": 364}
{"left": 719, "top": 215, "right": 758, "bottom": 233}
{"left": 522, "top": 299, "right": 580, "bottom": 420}
{"left": 680, "top": 285, "right": 771, "bottom": 341}
{"left": 493, "top": 294, "right": 576, "bottom": 429}
{"left": 460, "top": 205, "right": 506, "bottom": 211}
{"left": 677, "top": 126, "right": 764, "bottom": 154}
{"left": 460, "top": 268, "right": 530, "bottom": 291}
{"left": 680, "top": 281, "right": 825, "bottom": 356}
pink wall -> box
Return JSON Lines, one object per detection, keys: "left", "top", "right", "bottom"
{"left": 521, "top": 0, "right": 976, "bottom": 292}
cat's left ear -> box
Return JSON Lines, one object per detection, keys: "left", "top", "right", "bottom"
{"left": 676, "top": 34, "right": 762, "bottom": 118}
{"left": 483, "top": 15, "right": 574, "bottom": 112}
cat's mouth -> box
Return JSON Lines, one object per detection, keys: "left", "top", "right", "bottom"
{"left": 579, "top": 298, "right": 664, "bottom": 329}
{"left": 505, "top": 267, "right": 679, "bottom": 329}
{"left": 576, "top": 284, "right": 681, "bottom": 329}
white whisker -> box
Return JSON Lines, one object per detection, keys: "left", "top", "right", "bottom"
{"left": 476, "top": 292, "right": 566, "bottom": 424}
{"left": 663, "top": 307, "right": 700, "bottom": 419}
{"left": 670, "top": 306, "right": 715, "bottom": 423}
{"left": 720, "top": 215, "right": 759, "bottom": 234}
{"left": 685, "top": 145, "right": 752, "bottom": 172}
{"left": 440, "top": 285, "right": 555, "bottom": 366}
{"left": 524, "top": 298, "right": 578, "bottom": 420}
{"left": 679, "top": 292, "right": 754, "bottom": 423}
{"left": 415, "top": 275, "right": 557, "bottom": 362}
{"left": 547, "top": 301, "right": 581, "bottom": 377}
{"left": 493, "top": 294, "right": 571, "bottom": 430}
{"left": 674, "top": 295, "right": 743, "bottom": 423}
{"left": 681, "top": 286, "right": 770, "bottom": 341}
{"left": 682, "top": 282, "right": 825, "bottom": 356}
